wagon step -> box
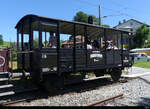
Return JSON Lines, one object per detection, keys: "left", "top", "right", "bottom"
{"left": 0, "top": 84, "right": 13, "bottom": 89}
{"left": 0, "top": 91, "right": 15, "bottom": 97}
{"left": 0, "top": 72, "right": 9, "bottom": 78}
{"left": 0, "top": 78, "right": 9, "bottom": 82}
{"left": 0, "top": 84, "right": 14, "bottom": 93}
{"left": 0, "top": 72, "right": 8, "bottom": 75}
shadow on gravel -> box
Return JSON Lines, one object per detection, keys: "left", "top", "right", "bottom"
{"left": 60, "top": 78, "right": 114, "bottom": 95}
{"left": 2, "top": 78, "right": 120, "bottom": 105}
{"left": 136, "top": 97, "right": 150, "bottom": 106}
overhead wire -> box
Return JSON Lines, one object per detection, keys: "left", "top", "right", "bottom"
{"left": 103, "top": 0, "right": 150, "bottom": 21}
{"left": 74, "top": 0, "right": 148, "bottom": 20}
{"left": 75, "top": 0, "right": 125, "bottom": 18}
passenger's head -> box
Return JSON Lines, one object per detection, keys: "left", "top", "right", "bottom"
{"left": 110, "top": 40, "right": 113, "bottom": 44}
{"left": 50, "top": 32, "right": 54, "bottom": 36}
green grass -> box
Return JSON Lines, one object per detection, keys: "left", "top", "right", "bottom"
{"left": 9, "top": 61, "right": 17, "bottom": 70}
{"left": 133, "top": 61, "right": 150, "bottom": 69}
{"left": 0, "top": 42, "right": 10, "bottom": 48}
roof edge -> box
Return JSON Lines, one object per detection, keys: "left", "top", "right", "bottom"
{"left": 15, "top": 14, "right": 39, "bottom": 29}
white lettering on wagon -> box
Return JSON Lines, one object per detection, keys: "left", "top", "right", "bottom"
{"left": 90, "top": 53, "right": 103, "bottom": 62}
{"left": 42, "top": 67, "right": 57, "bottom": 72}
{"left": 90, "top": 54, "right": 103, "bottom": 58}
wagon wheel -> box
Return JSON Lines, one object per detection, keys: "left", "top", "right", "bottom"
{"left": 110, "top": 68, "right": 122, "bottom": 82}
{"left": 43, "top": 74, "right": 64, "bottom": 95}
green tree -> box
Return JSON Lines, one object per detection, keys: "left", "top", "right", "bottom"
{"left": 0, "top": 34, "right": 4, "bottom": 45}
{"left": 74, "top": 11, "right": 88, "bottom": 23}
{"left": 102, "top": 25, "right": 110, "bottom": 27}
{"left": 73, "top": 11, "right": 110, "bottom": 27}
{"left": 135, "top": 24, "right": 150, "bottom": 48}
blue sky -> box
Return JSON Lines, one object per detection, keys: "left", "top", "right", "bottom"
{"left": 0, "top": 0, "right": 150, "bottom": 42}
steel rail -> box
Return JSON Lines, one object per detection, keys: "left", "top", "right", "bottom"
{"left": 3, "top": 98, "right": 33, "bottom": 106}
{"left": 1, "top": 88, "right": 39, "bottom": 106}
{"left": 87, "top": 93, "right": 123, "bottom": 106}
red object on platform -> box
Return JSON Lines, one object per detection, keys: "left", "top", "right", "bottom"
{"left": 0, "top": 49, "right": 10, "bottom": 72}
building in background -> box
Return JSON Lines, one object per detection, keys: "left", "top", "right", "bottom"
{"left": 62, "top": 35, "right": 84, "bottom": 48}
{"left": 114, "top": 19, "right": 149, "bottom": 35}
{"left": 114, "top": 19, "right": 150, "bottom": 48}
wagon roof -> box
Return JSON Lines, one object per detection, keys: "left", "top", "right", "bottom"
{"left": 15, "top": 14, "right": 130, "bottom": 33}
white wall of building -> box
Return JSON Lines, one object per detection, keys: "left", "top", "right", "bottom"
{"left": 115, "top": 20, "right": 143, "bottom": 34}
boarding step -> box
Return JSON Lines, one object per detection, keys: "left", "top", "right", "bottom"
{"left": 0, "top": 84, "right": 14, "bottom": 93}
{"left": 0, "top": 72, "right": 8, "bottom": 75}
{"left": 0, "top": 91, "right": 15, "bottom": 97}
{"left": 0, "top": 78, "right": 9, "bottom": 82}
{"left": 0, "top": 84, "right": 13, "bottom": 89}
{"left": 0, "top": 78, "right": 9, "bottom": 85}
{"left": 0, "top": 72, "right": 9, "bottom": 78}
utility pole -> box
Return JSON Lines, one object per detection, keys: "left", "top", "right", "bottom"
{"left": 99, "top": 5, "right": 102, "bottom": 26}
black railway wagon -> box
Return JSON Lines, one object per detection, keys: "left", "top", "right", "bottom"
{"left": 15, "top": 14, "right": 133, "bottom": 92}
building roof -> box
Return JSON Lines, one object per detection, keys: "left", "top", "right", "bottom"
{"left": 114, "top": 19, "right": 150, "bottom": 28}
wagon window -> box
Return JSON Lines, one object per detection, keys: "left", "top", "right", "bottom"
{"left": 105, "top": 29, "right": 119, "bottom": 50}
{"left": 75, "top": 24, "right": 84, "bottom": 49}
{"left": 18, "top": 33, "right": 22, "bottom": 51}
{"left": 33, "top": 31, "right": 39, "bottom": 49}
{"left": 60, "top": 22, "right": 74, "bottom": 49}
{"left": 60, "top": 34, "right": 72, "bottom": 48}
{"left": 98, "top": 29, "right": 104, "bottom": 49}
{"left": 23, "top": 34, "right": 29, "bottom": 51}
{"left": 122, "top": 33, "right": 129, "bottom": 50}
{"left": 87, "top": 26, "right": 101, "bottom": 50}
{"left": 38, "top": 21, "right": 58, "bottom": 49}
{"left": 117, "top": 31, "right": 121, "bottom": 50}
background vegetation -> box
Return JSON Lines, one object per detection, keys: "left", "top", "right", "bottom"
{"left": 133, "top": 61, "right": 150, "bottom": 69}
{"left": 73, "top": 11, "right": 110, "bottom": 27}
{"left": 133, "top": 24, "right": 150, "bottom": 48}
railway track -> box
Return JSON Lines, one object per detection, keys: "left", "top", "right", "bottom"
{"left": 1, "top": 88, "right": 41, "bottom": 106}
{"left": 86, "top": 93, "right": 124, "bottom": 106}
{"left": 1, "top": 76, "right": 136, "bottom": 106}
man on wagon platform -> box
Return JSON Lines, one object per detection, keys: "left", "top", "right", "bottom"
{"left": 49, "top": 32, "right": 57, "bottom": 48}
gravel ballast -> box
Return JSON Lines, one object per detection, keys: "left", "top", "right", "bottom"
{"left": 15, "top": 67, "right": 150, "bottom": 106}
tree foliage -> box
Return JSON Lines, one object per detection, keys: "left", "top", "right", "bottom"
{"left": 73, "top": 11, "right": 109, "bottom": 27}
{"left": 135, "top": 24, "right": 150, "bottom": 48}
{"left": 102, "top": 25, "right": 110, "bottom": 28}
{"left": 0, "top": 34, "right": 4, "bottom": 45}
{"left": 74, "top": 11, "right": 88, "bottom": 23}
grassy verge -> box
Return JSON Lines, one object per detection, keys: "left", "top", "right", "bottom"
{"left": 0, "top": 42, "right": 10, "bottom": 48}
{"left": 133, "top": 61, "right": 150, "bottom": 69}
{"left": 9, "top": 61, "right": 17, "bottom": 70}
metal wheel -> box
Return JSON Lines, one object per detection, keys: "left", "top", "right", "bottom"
{"left": 110, "top": 68, "right": 122, "bottom": 82}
